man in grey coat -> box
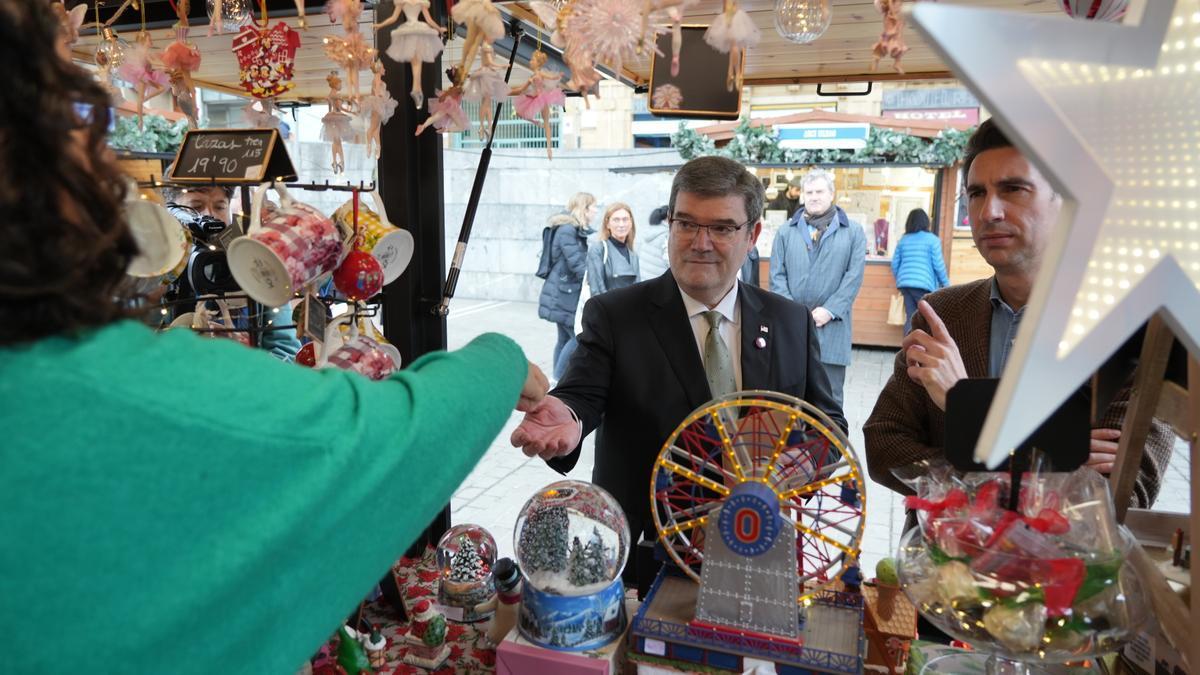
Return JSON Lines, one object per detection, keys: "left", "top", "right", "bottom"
{"left": 768, "top": 168, "right": 867, "bottom": 406}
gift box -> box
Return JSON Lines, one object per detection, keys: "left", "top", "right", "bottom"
{"left": 496, "top": 599, "right": 636, "bottom": 675}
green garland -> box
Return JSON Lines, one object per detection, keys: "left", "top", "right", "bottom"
{"left": 670, "top": 118, "right": 975, "bottom": 166}
{"left": 110, "top": 114, "right": 189, "bottom": 154}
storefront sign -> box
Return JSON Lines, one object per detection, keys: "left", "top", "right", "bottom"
{"left": 882, "top": 87, "right": 979, "bottom": 110}
{"left": 169, "top": 128, "right": 297, "bottom": 183}
{"left": 883, "top": 108, "right": 979, "bottom": 125}
{"left": 776, "top": 123, "right": 870, "bottom": 150}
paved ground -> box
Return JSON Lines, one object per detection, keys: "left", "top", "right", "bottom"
{"left": 443, "top": 298, "right": 1192, "bottom": 575}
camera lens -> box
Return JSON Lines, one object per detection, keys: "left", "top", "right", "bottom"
{"left": 166, "top": 203, "right": 228, "bottom": 244}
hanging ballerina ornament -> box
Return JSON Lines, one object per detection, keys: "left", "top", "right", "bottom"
{"left": 529, "top": 1, "right": 600, "bottom": 98}
{"left": 359, "top": 61, "right": 399, "bottom": 158}
{"left": 703, "top": 0, "right": 760, "bottom": 91}
{"left": 160, "top": 0, "right": 202, "bottom": 127}
{"left": 376, "top": 0, "right": 446, "bottom": 108}
{"left": 462, "top": 42, "right": 510, "bottom": 132}
{"left": 651, "top": 0, "right": 699, "bottom": 77}
{"left": 321, "top": 71, "right": 358, "bottom": 173}
{"left": 870, "top": 0, "right": 909, "bottom": 74}
{"left": 118, "top": 30, "right": 170, "bottom": 131}
{"left": 450, "top": 0, "right": 506, "bottom": 86}
{"left": 323, "top": 0, "right": 374, "bottom": 102}
{"left": 415, "top": 68, "right": 468, "bottom": 136}
{"left": 511, "top": 50, "right": 565, "bottom": 160}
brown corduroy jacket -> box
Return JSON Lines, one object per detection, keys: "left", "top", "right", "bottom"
{"left": 863, "top": 278, "right": 1173, "bottom": 508}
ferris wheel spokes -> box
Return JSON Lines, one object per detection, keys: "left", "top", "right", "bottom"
{"left": 651, "top": 392, "right": 866, "bottom": 605}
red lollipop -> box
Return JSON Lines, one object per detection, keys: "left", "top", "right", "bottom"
{"left": 332, "top": 250, "right": 384, "bottom": 301}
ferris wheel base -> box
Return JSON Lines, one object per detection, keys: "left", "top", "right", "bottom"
{"left": 629, "top": 567, "right": 866, "bottom": 674}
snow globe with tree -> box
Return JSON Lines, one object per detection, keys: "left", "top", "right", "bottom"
{"left": 513, "top": 480, "right": 630, "bottom": 651}
{"left": 436, "top": 524, "right": 497, "bottom": 623}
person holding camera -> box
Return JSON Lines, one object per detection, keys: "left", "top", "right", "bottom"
{"left": 162, "top": 183, "right": 302, "bottom": 361}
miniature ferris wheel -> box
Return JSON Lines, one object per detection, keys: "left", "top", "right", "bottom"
{"left": 650, "top": 391, "right": 867, "bottom": 605}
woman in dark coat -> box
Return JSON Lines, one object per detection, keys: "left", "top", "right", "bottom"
{"left": 537, "top": 192, "right": 596, "bottom": 375}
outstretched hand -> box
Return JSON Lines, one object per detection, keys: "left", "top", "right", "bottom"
{"left": 510, "top": 395, "right": 582, "bottom": 461}
{"left": 903, "top": 299, "right": 967, "bottom": 411}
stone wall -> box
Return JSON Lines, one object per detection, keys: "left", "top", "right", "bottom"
{"left": 442, "top": 147, "right": 680, "bottom": 302}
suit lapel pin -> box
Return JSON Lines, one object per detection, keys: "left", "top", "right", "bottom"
{"left": 754, "top": 336, "right": 767, "bottom": 349}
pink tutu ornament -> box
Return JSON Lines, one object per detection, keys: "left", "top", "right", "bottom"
{"left": 118, "top": 32, "right": 170, "bottom": 130}
{"left": 514, "top": 85, "right": 565, "bottom": 121}
{"left": 415, "top": 85, "right": 469, "bottom": 135}
{"left": 510, "top": 51, "right": 565, "bottom": 159}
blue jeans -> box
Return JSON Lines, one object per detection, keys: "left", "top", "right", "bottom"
{"left": 552, "top": 322, "right": 573, "bottom": 378}
{"left": 899, "top": 287, "right": 929, "bottom": 335}
{"left": 554, "top": 334, "right": 579, "bottom": 380}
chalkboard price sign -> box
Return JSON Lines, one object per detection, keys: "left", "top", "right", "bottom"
{"left": 169, "top": 128, "right": 297, "bottom": 183}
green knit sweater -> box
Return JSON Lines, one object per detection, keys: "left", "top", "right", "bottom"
{"left": 0, "top": 321, "right": 527, "bottom": 672}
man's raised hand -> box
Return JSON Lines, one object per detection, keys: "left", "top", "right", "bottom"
{"left": 903, "top": 300, "right": 967, "bottom": 411}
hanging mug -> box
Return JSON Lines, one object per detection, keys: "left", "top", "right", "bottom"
{"left": 318, "top": 313, "right": 398, "bottom": 381}
{"left": 332, "top": 190, "right": 414, "bottom": 284}
{"left": 357, "top": 316, "right": 402, "bottom": 370}
{"left": 227, "top": 182, "right": 345, "bottom": 307}
{"left": 124, "top": 188, "right": 189, "bottom": 280}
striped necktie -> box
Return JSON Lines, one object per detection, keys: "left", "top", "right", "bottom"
{"left": 703, "top": 310, "right": 736, "bottom": 399}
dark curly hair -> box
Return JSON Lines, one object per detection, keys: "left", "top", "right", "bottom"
{"left": 0, "top": 0, "right": 136, "bottom": 346}
{"left": 961, "top": 118, "right": 1012, "bottom": 184}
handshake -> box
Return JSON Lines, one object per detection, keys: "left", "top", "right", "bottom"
{"left": 511, "top": 364, "right": 581, "bottom": 462}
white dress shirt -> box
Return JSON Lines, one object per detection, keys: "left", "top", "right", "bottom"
{"left": 678, "top": 281, "right": 742, "bottom": 391}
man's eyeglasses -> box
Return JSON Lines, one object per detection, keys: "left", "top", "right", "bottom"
{"left": 669, "top": 217, "right": 752, "bottom": 243}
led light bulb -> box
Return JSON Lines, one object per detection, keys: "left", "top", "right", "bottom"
{"left": 206, "top": 0, "right": 253, "bottom": 33}
{"left": 94, "top": 27, "right": 130, "bottom": 71}
{"left": 774, "top": 0, "right": 832, "bottom": 44}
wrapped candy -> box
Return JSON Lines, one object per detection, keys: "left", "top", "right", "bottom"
{"left": 935, "top": 561, "right": 977, "bottom": 607}
{"left": 983, "top": 603, "right": 1046, "bottom": 652}
{"left": 895, "top": 462, "right": 1149, "bottom": 663}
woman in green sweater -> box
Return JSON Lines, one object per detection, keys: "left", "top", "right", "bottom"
{"left": 0, "top": 2, "right": 546, "bottom": 671}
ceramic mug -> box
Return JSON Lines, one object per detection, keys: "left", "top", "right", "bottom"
{"left": 227, "top": 182, "right": 345, "bottom": 307}
{"left": 332, "top": 190, "right": 414, "bottom": 285}
{"left": 318, "top": 313, "right": 399, "bottom": 381}
{"left": 124, "top": 187, "right": 189, "bottom": 279}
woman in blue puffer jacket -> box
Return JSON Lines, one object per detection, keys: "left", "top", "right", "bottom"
{"left": 890, "top": 208, "right": 949, "bottom": 333}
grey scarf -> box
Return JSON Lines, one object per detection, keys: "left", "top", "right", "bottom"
{"left": 806, "top": 207, "right": 837, "bottom": 235}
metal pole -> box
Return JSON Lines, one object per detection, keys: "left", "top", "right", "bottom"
{"left": 434, "top": 20, "right": 524, "bottom": 317}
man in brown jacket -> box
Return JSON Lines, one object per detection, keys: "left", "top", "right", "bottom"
{"left": 864, "top": 119, "right": 1173, "bottom": 508}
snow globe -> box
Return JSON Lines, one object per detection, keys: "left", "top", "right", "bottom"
{"left": 513, "top": 480, "right": 630, "bottom": 650}
{"left": 436, "top": 524, "right": 497, "bottom": 623}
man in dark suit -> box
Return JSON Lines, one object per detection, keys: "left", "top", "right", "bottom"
{"left": 511, "top": 156, "right": 846, "bottom": 581}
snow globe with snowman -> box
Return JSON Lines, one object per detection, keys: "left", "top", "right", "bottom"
{"left": 514, "top": 480, "right": 630, "bottom": 651}
{"left": 436, "top": 523, "right": 497, "bottom": 623}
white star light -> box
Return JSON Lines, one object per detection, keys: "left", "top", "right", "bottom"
{"left": 910, "top": 1, "right": 1200, "bottom": 466}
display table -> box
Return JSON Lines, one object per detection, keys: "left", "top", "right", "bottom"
{"left": 315, "top": 547, "right": 495, "bottom": 674}
{"left": 315, "top": 547, "right": 637, "bottom": 674}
